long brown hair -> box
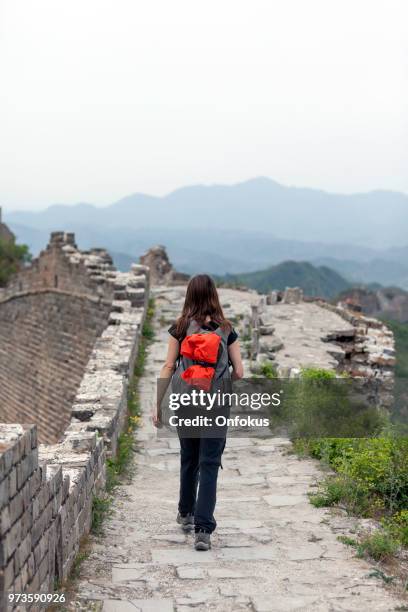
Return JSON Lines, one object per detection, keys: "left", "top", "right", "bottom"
{"left": 175, "top": 274, "right": 231, "bottom": 338}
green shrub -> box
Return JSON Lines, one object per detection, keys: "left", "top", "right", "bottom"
{"left": 292, "top": 366, "right": 408, "bottom": 560}
{"left": 383, "top": 509, "right": 408, "bottom": 547}
{"left": 261, "top": 361, "right": 277, "bottom": 379}
{"left": 309, "top": 477, "right": 345, "bottom": 507}
{"left": 297, "top": 434, "right": 408, "bottom": 561}
{"left": 337, "top": 535, "right": 358, "bottom": 547}
{"left": 309, "top": 438, "right": 408, "bottom": 516}
{"left": 275, "top": 367, "right": 386, "bottom": 439}
{"left": 142, "top": 320, "right": 155, "bottom": 340}
{"left": 310, "top": 474, "right": 373, "bottom": 516}
{"left": 357, "top": 531, "right": 400, "bottom": 561}
{"left": 300, "top": 367, "right": 336, "bottom": 381}
{"left": 91, "top": 496, "right": 113, "bottom": 536}
{"left": 0, "top": 238, "right": 31, "bottom": 286}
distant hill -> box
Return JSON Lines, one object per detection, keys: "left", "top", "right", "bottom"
{"left": 6, "top": 177, "right": 408, "bottom": 249}
{"left": 313, "top": 256, "right": 408, "bottom": 291}
{"left": 5, "top": 177, "right": 408, "bottom": 285}
{"left": 220, "top": 260, "right": 351, "bottom": 299}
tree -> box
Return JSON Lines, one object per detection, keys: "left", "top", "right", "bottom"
{"left": 0, "top": 238, "right": 31, "bottom": 287}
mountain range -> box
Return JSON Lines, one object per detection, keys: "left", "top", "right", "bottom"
{"left": 5, "top": 177, "right": 408, "bottom": 288}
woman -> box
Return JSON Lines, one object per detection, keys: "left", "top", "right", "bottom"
{"left": 153, "top": 274, "right": 244, "bottom": 551}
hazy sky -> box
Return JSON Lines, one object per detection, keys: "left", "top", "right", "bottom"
{"left": 1, "top": 0, "right": 407, "bottom": 211}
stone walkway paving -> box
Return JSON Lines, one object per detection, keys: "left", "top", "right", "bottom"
{"left": 73, "top": 286, "right": 405, "bottom": 611}
{"left": 260, "top": 302, "right": 355, "bottom": 372}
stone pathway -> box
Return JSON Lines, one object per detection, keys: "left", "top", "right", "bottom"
{"left": 73, "top": 286, "right": 405, "bottom": 611}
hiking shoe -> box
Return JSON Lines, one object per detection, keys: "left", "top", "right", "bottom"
{"left": 194, "top": 530, "right": 211, "bottom": 551}
{"left": 176, "top": 512, "right": 194, "bottom": 531}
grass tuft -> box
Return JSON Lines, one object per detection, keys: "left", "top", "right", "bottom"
{"left": 337, "top": 535, "right": 358, "bottom": 547}
{"left": 357, "top": 530, "right": 400, "bottom": 561}
{"left": 91, "top": 496, "right": 113, "bottom": 536}
{"left": 260, "top": 361, "right": 278, "bottom": 379}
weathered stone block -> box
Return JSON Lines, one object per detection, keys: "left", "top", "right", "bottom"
{"left": 0, "top": 506, "right": 10, "bottom": 537}
{"left": 282, "top": 286, "right": 303, "bottom": 304}
{"left": 4, "top": 556, "right": 14, "bottom": 589}
{"left": 9, "top": 488, "right": 24, "bottom": 525}
{"left": 1, "top": 519, "right": 21, "bottom": 564}
{"left": 16, "top": 533, "right": 31, "bottom": 570}
{"left": 0, "top": 478, "right": 9, "bottom": 512}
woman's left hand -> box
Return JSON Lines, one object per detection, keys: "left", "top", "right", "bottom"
{"left": 151, "top": 408, "right": 162, "bottom": 428}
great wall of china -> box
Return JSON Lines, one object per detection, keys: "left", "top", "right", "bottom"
{"left": 0, "top": 232, "right": 150, "bottom": 607}
{"left": 0, "top": 232, "right": 402, "bottom": 610}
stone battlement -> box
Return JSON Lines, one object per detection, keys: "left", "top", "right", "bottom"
{"left": 0, "top": 233, "right": 149, "bottom": 444}
{"left": 140, "top": 245, "right": 189, "bottom": 286}
{"left": 0, "top": 231, "right": 115, "bottom": 303}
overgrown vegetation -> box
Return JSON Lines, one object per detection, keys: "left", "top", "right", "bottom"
{"left": 91, "top": 297, "right": 155, "bottom": 534}
{"left": 69, "top": 549, "right": 91, "bottom": 580}
{"left": 260, "top": 361, "right": 278, "bottom": 379}
{"left": 0, "top": 238, "right": 31, "bottom": 286}
{"left": 291, "top": 368, "right": 408, "bottom": 564}
{"left": 269, "top": 367, "right": 386, "bottom": 439}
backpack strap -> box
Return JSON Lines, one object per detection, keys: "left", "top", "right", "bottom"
{"left": 175, "top": 320, "right": 198, "bottom": 368}
{"left": 214, "top": 326, "right": 230, "bottom": 342}
{"left": 213, "top": 326, "right": 231, "bottom": 379}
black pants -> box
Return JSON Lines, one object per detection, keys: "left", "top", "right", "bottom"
{"left": 178, "top": 436, "right": 226, "bottom": 533}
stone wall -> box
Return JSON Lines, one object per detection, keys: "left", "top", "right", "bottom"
{"left": 0, "top": 232, "right": 115, "bottom": 301}
{"left": 0, "top": 232, "right": 140, "bottom": 444}
{"left": 140, "top": 245, "right": 189, "bottom": 286}
{"left": 318, "top": 300, "right": 395, "bottom": 407}
{"left": 0, "top": 233, "right": 150, "bottom": 608}
{"left": 0, "top": 424, "right": 104, "bottom": 610}
{"left": 337, "top": 287, "right": 408, "bottom": 324}
{"left": 0, "top": 291, "right": 112, "bottom": 444}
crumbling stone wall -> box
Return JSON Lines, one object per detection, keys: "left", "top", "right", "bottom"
{"left": 140, "top": 245, "right": 189, "bottom": 285}
{"left": 0, "top": 233, "right": 115, "bottom": 443}
{"left": 318, "top": 300, "right": 395, "bottom": 407}
{"left": 0, "top": 231, "right": 115, "bottom": 300}
{"left": 337, "top": 287, "right": 408, "bottom": 324}
{"left": 246, "top": 292, "right": 395, "bottom": 408}
{"left": 0, "top": 234, "right": 150, "bottom": 607}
